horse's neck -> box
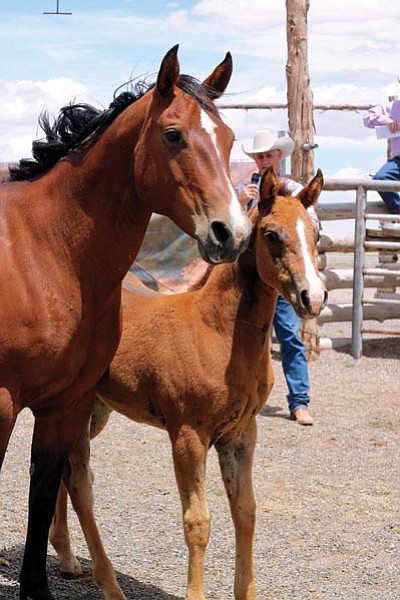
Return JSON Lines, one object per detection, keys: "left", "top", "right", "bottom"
{"left": 198, "top": 246, "right": 277, "bottom": 346}
{"left": 23, "top": 96, "right": 152, "bottom": 288}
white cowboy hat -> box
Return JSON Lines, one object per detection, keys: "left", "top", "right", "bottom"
{"left": 241, "top": 130, "right": 295, "bottom": 159}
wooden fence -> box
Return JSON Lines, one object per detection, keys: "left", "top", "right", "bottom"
{"left": 316, "top": 177, "right": 400, "bottom": 358}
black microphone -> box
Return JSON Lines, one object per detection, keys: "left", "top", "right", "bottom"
{"left": 246, "top": 172, "right": 261, "bottom": 211}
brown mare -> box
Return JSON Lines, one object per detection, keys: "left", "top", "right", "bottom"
{"left": 50, "top": 168, "right": 327, "bottom": 600}
{"left": 0, "top": 45, "right": 251, "bottom": 600}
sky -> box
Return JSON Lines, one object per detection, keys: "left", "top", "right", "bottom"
{"left": 1, "top": 0, "right": 400, "bottom": 195}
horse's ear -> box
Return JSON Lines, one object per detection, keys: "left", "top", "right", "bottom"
{"left": 296, "top": 168, "right": 324, "bottom": 209}
{"left": 156, "top": 45, "right": 180, "bottom": 97}
{"left": 258, "top": 167, "right": 280, "bottom": 216}
{"left": 202, "top": 52, "right": 233, "bottom": 99}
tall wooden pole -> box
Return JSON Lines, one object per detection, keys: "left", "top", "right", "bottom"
{"left": 286, "top": 0, "right": 316, "bottom": 184}
{"left": 286, "top": 0, "right": 320, "bottom": 360}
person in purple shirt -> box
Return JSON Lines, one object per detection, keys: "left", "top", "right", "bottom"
{"left": 363, "top": 100, "right": 400, "bottom": 214}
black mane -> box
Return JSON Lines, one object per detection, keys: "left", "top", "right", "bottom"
{"left": 8, "top": 75, "right": 218, "bottom": 182}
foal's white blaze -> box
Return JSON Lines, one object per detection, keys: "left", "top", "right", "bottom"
{"left": 296, "top": 216, "right": 325, "bottom": 302}
{"left": 200, "top": 110, "right": 249, "bottom": 235}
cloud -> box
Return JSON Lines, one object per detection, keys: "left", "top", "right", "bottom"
{"left": 190, "top": 0, "right": 399, "bottom": 90}
{"left": 1, "top": 0, "right": 398, "bottom": 172}
{"left": 166, "top": 10, "right": 189, "bottom": 28}
{"left": 0, "top": 78, "right": 91, "bottom": 161}
{"left": 192, "top": 0, "right": 285, "bottom": 27}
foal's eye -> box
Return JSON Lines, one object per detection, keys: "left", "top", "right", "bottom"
{"left": 264, "top": 230, "right": 280, "bottom": 243}
{"left": 163, "top": 128, "right": 184, "bottom": 145}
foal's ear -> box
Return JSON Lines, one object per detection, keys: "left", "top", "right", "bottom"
{"left": 258, "top": 167, "right": 280, "bottom": 216}
{"left": 156, "top": 45, "right": 180, "bottom": 97}
{"left": 202, "top": 52, "right": 233, "bottom": 98}
{"left": 296, "top": 168, "right": 324, "bottom": 209}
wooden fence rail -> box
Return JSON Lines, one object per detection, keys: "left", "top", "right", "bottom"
{"left": 217, "top": 103, "right": 374, "bottom": 112}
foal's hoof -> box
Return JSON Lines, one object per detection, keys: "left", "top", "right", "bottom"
{"left": 19, "top": 582, "right": 55, "bottom": 600}
{"left": 60, "top": 556, "right": 83, "bottom": 579}
{"left": 61, "top": 570, "right": 81, "bottom": 580}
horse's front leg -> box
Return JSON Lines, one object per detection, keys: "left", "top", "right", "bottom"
{"left": 0, "top": 388, "right": 18, "bottom": 470}
{"left": 49, "top": 394, "right": 114, "bottom": 581}
{"left": 216, "top": 419, "right": 257, "bottom": 600}
{"left": 169, "top": 425, "right": 210, "bottom": 600}
{"left": 63, "top": 423, "right": 126, "bottom": 600}
{"left": 20, "top": 389, "right": 96, "bottom": 600}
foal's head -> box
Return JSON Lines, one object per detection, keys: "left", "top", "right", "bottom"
{"left": 254, "top": 168, "right": 327, "bottom": 318}
{"left": 132, "top": 45, "right": 250, "bottom": 264}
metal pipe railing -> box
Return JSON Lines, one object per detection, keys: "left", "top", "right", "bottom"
{"left": 323, "top": 177, "right": 400, "bottom": 192}
{"left": 321, "top": 177, "right": 400, "bottom": 358}
{"left": 352, "top": 186, "right": 367, "bottom": 359}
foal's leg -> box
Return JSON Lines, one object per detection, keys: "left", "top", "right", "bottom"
{"left": 49, "top": 479, "right": 83, "bottom": 578}
{"left": 216, "top": 419, "right": 257, "bottom": 600}
{"left": 0, "top": 388, "right": 18, "bottom": 470}
{"left": 169, "top": 426, "right": 210, "bottom": 600}
{"left": 20, "top": 391, "right": 95, "bottom": 600}
{"left": 63, "top": 422, "right": 126, "bottom": 600}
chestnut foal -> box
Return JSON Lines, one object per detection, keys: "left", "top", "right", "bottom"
{"left": 51, "top": 168, "right": 327, "bottom": 600}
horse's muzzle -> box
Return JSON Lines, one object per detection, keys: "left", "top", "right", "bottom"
{"left": 197, "top": 219, "right": 251, "bottom": 264}
{"left": 291, "top": 286, "right": 328, "bottom": 319}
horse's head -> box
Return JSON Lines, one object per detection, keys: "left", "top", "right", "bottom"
{"left": 254, "top": 168, "right": 327, "bottom": 319}
{"left": 133, "top": 45, "right": 251, "bottom": 264}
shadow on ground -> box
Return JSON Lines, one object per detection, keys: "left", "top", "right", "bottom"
{"left": 331, "top": 336, "right": 400, "bottom": 359}
{"left": 0, "top": 546, "right": 181, "bottom": 600}
{"left": 258, "top": 404, "right": 289, "bottom": 420}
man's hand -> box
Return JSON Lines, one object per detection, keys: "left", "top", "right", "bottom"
{"left": 238, "top": 184, "right": 259, "bottom": 207}
{"left": 387, "top": 118, "right": 400, "bottom": 133}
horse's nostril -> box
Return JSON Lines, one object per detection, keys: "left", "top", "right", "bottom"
{"left": 210, "top": 221, "right": 231, "bottom": 245}
{"left": 300, "top": 289, "right": 310, "bottom": 310}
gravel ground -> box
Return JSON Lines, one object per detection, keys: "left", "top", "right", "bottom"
{"left": 0, "top": 332, "right": 399, "bottom": 600}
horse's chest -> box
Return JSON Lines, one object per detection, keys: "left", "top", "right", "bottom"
{"left": 0, "top": 291, "right": 115, "bottom": 403}
{"left": 1, "top": 309, "right": 81, "bottom": 386}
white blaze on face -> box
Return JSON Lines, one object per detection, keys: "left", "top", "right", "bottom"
{"left": 200, "top": 109, "right": 249, "bottom": 236}
{"left": 296, "top": 217, "right": 325, "bottom": 301}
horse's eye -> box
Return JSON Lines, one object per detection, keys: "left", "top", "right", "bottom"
{"left": 264, "top": 230, "right": 279, "bottom": 243}
{"left": 163, "top": 128, "right": 184, "bottom": 144}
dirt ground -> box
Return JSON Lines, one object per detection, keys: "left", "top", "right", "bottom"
{"left": 0, "top": 321, "right": 399, "bottom": 599}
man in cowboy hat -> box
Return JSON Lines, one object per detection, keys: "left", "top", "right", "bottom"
{"left": 236, "top": 129, "right": 318, "bottom": 426}
{"left": 238, "top": 129, "right": 301, "bottom": 204}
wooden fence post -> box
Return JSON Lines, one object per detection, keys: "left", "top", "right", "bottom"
{"left": 286, "top": 0, "right": 319, "bottom": 359}
{"left": 286, "top": 0, "right": 316, "bottom": 184}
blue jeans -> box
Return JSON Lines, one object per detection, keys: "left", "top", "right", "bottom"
{"left": 373, "top": 157, "right": 400, "bottom": 214}
{"left": 273, "top": 295, "right": 310, "bottom": 412}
